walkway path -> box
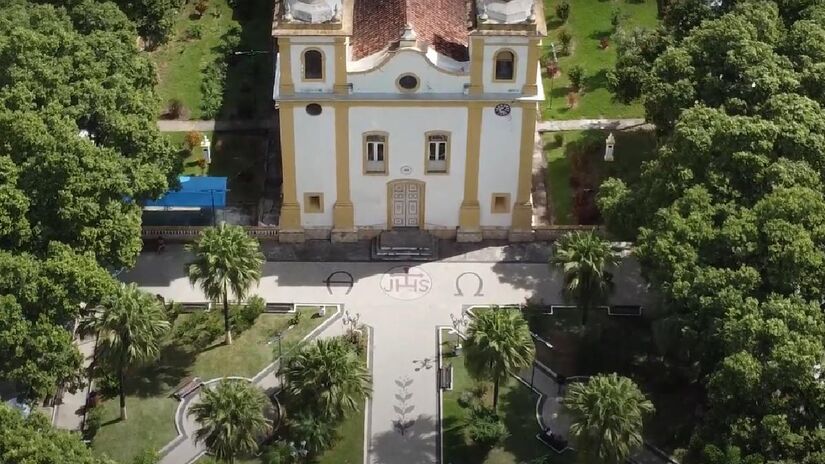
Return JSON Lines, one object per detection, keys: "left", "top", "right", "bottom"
{"left": 537, "top": 118, "right": 652, "bottom": 132}
{"left": 517, "top": 363, "right": 674, "bottom": 464}
{"left": 123, "top": 245, "right": 652, "bottom": 464}
{"left": 53, "top": 335, "right": 96, "bottom": 431}
{"left": 156, "top": 119, "right": 275, "bottom": 132}
{"left": 157, "top": 308, "right": 347, "bottom": 464}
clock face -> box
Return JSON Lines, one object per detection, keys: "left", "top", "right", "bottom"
{"left": 494, "top": 103, "right": 511, "bottom": 116}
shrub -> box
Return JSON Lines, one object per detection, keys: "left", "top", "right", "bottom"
{"left": 465, "top": 406, "right": 508, "bottom": 447}
{"left": 84, "top": 405, "right": 103, "bottom": 440}
{"left": 344, "top": 325, "right": 367, "bottom": 355}
{"left": 288, "top": 310, "right": 303, "bottom": 327}
{"left": 167, "top": 98, "right": 185, "bottom": 119}
{"left": 457, "top": 391, "right": 476, "bottom": 408}
{"left": 556, "top": 1, "right": 570, "bottom": 22}
{"left": 184, "top": 23, "right": 202, "bottom": 40}
{"left": 231, "top": 296, "right": 265, "bottom": 333}
{"left": 194, "top": 0, "right": 209, "bottom": 17}
{"left": 470, "top": 382, "right": 488, "bottom": 399}
{"left": 261, "top": 441, "right": 294, "bottom": 464}
{"left": 175, "top": 311, "right": 223, "bottom": 350}
{"left": 94, "top": 371, "right": 120, "bottom": 398}
{"left": 558, "top": 29, "right": 572, "bottom": 55}
{"left": 200, "top": 61, "right": 227, "bottom": 118}
{"left": 184, "top": 130, "right": 202, "bottom": 150}
{"left": 554, "top": 133, "right": 564, "bottom": 147}
{"left": 568, "top": 65, "right": 584, "bottom": 91}
{"left": 566, "top": 91, "right": 579, "bottom": 108}
{"left": 131, "top": 448, "right": 160, "bottom": 464}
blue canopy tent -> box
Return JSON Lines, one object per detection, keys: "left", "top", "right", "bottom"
{"left": 142, "top": 176, "right": 227, "bottom": 226}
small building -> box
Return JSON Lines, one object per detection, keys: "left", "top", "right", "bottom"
{"left": 273, "top": 0, "right": 546, "bottom": 242}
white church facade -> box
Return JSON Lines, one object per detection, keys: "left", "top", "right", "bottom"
{"left": 273, "top": 0, "right": 545, "bottom": 242}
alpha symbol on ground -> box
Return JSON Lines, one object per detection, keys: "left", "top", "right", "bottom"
{"left": 380, "top": 266, "right": 432, "bottom": 300}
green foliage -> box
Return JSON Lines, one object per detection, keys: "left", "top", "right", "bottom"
{"left": 553, "top": 133, "right": 564, "bottom": 147}
{"left": 556, "top": 1, "right": 570, "bottom": 22}
{"left": 552, "top": 232, "right": 617, "bottom": 325}
{"left": 188, "top": 380, "right": 269, "bottom": 462}
{"left": 130, "top": 448, "right": 160, "bottom": 464}
{"left": 465, "top": 405, "right": 508, "bottom": 448}
{"left": 185, "top": 23, "right": 203, "bottom": 40}
{"left": 112, "top": 0, "right": 181, "bottom": 45}
{"left": 567, "top": 65, "right": 585, "bottom": 91}
{"left": 261, "top": 441, "right": 295, "bottom": 464}
{"left": 199, "top": 25, "right": 242, "bottom": 118}
{"left": 232, "top": 296, "right": 265, "bottom": 333}
{"left": 604, "top": 1, "right": 825, "bottom": 460}
{"left": 174, "top": 311, "right": 224, "bottom": 350}
{"left": 287, "top": 309, "right": 303, "bottom": 327}
{"left": 84, "top": 405, "right": 103, "bottom": 440}
{"left": 563, "top": 374, "right": 654, "bottom": 464}
{"left": 282, "top": 337, "right": 372, "bottom": 420}
{"left": 0, "top": 403, "right": 115, "bottom": 464}
{"left": 464, "top": 308, "right": 534, "bottom": 410}
{"left": 286, "top": 411, "right": 338, "bottom": 456}
{"left": 558, "top": 28, "right": 572, "bottom": 55}
{"left": 185, "top": 223, "right": 264, "bottom": 345}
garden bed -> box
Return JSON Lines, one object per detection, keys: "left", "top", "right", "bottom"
{"left": 541, "top": 0, "right": 659, "bottom": 120}
{"left": 542, "top": 129, "right": 656, "bottom": 225}
{"left": 92, "top": 305, "right": 331, "bottom": 463}
{"left": 440, "top": 330, "right": 574, "bottom": 464}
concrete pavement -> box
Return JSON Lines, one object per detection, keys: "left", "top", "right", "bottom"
{"left": 123, "top": 244, "right": 651, "bottom": 464}
{"left": 536, "top": 118, "right": 653, "bottom": 132}
{"left": 156, "top": 119, "right": 274, "bottom": 132}
{"left": 53, "top": 335, "right": 96, "bottom": 431}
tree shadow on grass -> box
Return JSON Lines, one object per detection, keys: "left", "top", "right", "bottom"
{"left": 442, "top": 414, "right": 491, "bottom": 464}
{"left": 126, "top": 344, "right": 196, "bottom": 397}
{"left": 499, "top": 382, "right": 552, "bottom": 463}
{"left": 583, "top": 69, "right": 610, "bottom": 93}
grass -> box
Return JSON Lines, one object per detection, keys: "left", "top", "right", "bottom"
{"left": 441, "top": 331, "right": 575, "bottom": 464}
{"left": 163, "top": 130, "right": 267, "bottom": 204}
{"left": 542, "top": 0, "right": 659, "bottom": 120}
{"left": 150, "top": 0, "right": 273, "bottom": 120}
{"left": 542, "top": 129, "right": 657, "bottom": 224}
{"left": 92, "top": 306, "right": 332, "bottom": 463}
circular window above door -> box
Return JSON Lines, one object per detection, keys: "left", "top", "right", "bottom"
{"left": 397, "top": 74, "right": 420, "bottom": 92}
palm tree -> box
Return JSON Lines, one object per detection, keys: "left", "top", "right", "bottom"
{"left": 553, "top": 231, "right": 618, "bottom": 326}
{"left": 563, "top": 373, "right": 655, "bottom": 464}
{"left": 185, "top": 223, "right": 264, "bottom": 345}
{"left": 464, "top": 307, "right": 535, "bottom": 410}
{"left": 81, "top": 283, "right": 170, "bottom": 421}
{"left": 287, "top": 411, "right": 337, "bottom": 456}
{"left": 188, "top": 380, "right": 269, "bottom": 464}
{"left": 282, "top": 337, "right": 372, "bottom": 420}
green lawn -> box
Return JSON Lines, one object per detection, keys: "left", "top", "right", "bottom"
{"left": 542, "top": 129, "right": 657, "bottom": 224}
{"left": 93, "top": 306, "right": 332, "bottom": 463}
{"left": 163, "top": 130, "right": 267, "bottom": 203}
{"left": 151, "top": 0, "right": 273, "bottom": 120}
{"left": 441, "top": 331, "right": 574, "bottom": 464}
{"left": 542, "top": 0, "right": 659, "bottom": 120}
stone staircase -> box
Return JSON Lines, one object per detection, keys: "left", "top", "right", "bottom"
{"left": 371, "top": 229, "right": 438, "bottom": 261}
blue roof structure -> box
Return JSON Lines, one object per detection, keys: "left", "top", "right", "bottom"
{"left": 144, "top": 176, "right": 227, "bottom": 209}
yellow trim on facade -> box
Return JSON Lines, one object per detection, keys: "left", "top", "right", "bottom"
{"left": 511, "top": 102, "right": 538, "bottom": 230}
{"left": 362, "top": 131, "right": 389, "bottom": 175}
{"left": 304, "top": 193, "right": 325, "bottom": 213}
{"left": 424, "top": 130, "right": 451, "bottom": 175}
{"left": 492, "top": 48, "right": 517, "bottom": 83}
{"left": 332, "top": 102, "right": 354, "bottom": 229}
{"left": 300, "top": 47, "right": 325, "bottom": 82}
{"left": 522, "top": 38, "right": 541, "bottom": 96}
{"left": 278, "top": 102, "right": 302, "bottom": 229}
{"left": 279, "top": 38, "right": 294, "bottom": 96}
{"left": 386, "top": 179, "right": 426, "bottom": 229}
{"left": 468, "top": 38, "right": 485, "bottom": 96}
{"left": 459, "top": 102, "right": 483, "bottom": 231}
{"left": 334, "top": 37, "right": 349, "bottom": 95}
{"left": 491, "top": 193, "right": 512, "bottom": 213}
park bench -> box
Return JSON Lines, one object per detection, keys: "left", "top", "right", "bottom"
{"left": 438, "top": 364, "right": 453, "bottom": 390}
{"left": 264, "top": 303, "right": 294, "bottom": 313}
{"left": 172, "top": 376, "right": 202, "bottom": 400}
{"left": 608, "top": 305, "right": 643, "bottom": 316}
{"left": 537, "top": 429, "right": 569, "bottom": 453}
{"left": 178, "top": 302, "right": 211, "bottom": 313}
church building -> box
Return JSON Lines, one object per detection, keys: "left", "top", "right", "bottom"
{"left": 273, "top": 0, "right": 546, "bottom": 242}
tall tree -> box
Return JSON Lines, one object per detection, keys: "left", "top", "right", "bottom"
{"left": 282, "top": 337, "right": 372, "bottom": 420}
{"left": 188, "top": 380, "right": 269, "bottom": 464}
{"left": 0, "top": 403, "right": 115, "bottom": 464}
{"left": 81, "top": 283, "right": 170, "bottom": 421}
{"left": 552, "top": 231, "right": 618, "bottom": 326}
{"left": 563, "top": 374, "right": 655, "bottom": 464}
{"left": 185, "top": 223, "right": 264, "bottom": 345}
{"left": 464, "top": 308, "right": 534, "bottom": 410}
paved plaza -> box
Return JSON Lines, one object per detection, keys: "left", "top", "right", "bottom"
{"left": 122, "top": 244, "right": 650, "bottom": 464}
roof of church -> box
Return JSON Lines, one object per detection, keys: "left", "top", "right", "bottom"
{"left": 351, "top": 0, "right": 471, "bottom": 61}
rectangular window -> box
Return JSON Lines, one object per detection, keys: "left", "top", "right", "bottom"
{"left": 491, "top": 193, "right": 511, "bottom": 213}
{"left": 426, "top": 133, "right": 449, "bottom": 173}
{"left": 304, "top": 193, "right": 324, "bottom": 213}
{"left": 364, "top": 134, "right": 387, "bottom": 174}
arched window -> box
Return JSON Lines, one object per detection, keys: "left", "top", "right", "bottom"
{"left": 303, "top": 49, "right": 323, "bottom": 80}
{"left": 494, "top": 50, "right": 515, "bottom": 81}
